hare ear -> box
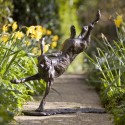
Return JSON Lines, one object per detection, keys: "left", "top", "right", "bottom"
{"left": 78, "top": 26, "right": 88, "bottom": 38}
{"left": 82, "top": 24, "right": 94, "bottom": 41}
{"left": 70, "top": 25, "right": 76, "bottom": 39}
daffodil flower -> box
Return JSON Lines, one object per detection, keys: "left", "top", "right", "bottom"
{"left": 12, "top": 22, "right": 18, "bottom": 31}
{"left": 26, "top": 26, "right": 43, "bottom": 41}
{"left": 1, "top": 34, "right": 9, "bottom": 43}
{"left": 35, "top": 26, "right": 43, "bottom": 32}
{"left": 15, "top": 31, "right": 24, "bottom": 39}
{"left": 34, "top": 30, "right": 42, "bottom": 41}
{"left": 42, "top": 28, "right": 47, "bottom": 35}
{"left": 25, "top": 40, "right": 31, "bottom": 46}
{"left": 51, "top": 41, "right": 57, "bottom": 49}
{"left": 52, "top": 35, "right": 59, "bottom": 41}
{"left": 44, "top": 44, "right": 50, "bottom": 53}
{"left": 32, "top": 47, "right": 38, "bottom": 54}
{"left": 46, "top": 30, "right": 52, "bottom": 35}
{"left": 114, "top": 15, "right": 123, "bottom": 28}
{"left": 26, "top": 26, "right": 35, "bottom": 36}
{"left": 2, "top": 25, "right": 8, "bottom": 32}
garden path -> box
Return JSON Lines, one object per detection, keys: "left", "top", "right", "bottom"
{"left": 14, "top": 74, "right": 113, "bottom": 125}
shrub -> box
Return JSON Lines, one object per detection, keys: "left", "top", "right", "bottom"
{"left": 0, "top": 0, "right": 13, "bottom": 26}
{"left": 0, "top": 22, "right": 59, "bottom": 124}
{"left": 12, "top": 0, "right": 59, "bottom": 33}
{"left": 85, "top": 15, "right": 125, "bottom": 125}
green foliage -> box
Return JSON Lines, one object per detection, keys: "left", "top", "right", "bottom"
{"left": 56, "top": 0, "right": 85, "bottom": 73}
{"left": 0, "top": 0, "right": 14, "bottom": 25}
{"left": 56, "top": 0, "right": 80, "bottom": 42}
{"left": 85, "top": 20, "right": 125, "bottom": 124}
{"left": 0, "top": 23, "right": 52, "bottom": 124}
{"left": 12, "top": 0, "right": 59, "bottom": 33}
{"left": 0, "top": 109, "right": 14, "bottom": 125}
{"left": 0, "top": 34, "right": 35, "bottom": 124}
{"left": 76, "top": 0, "right": 125, "bottom": 41}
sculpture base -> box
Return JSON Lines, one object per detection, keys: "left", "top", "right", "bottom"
{"left": 22, "top": 108, "right": 106, "bottom": 116}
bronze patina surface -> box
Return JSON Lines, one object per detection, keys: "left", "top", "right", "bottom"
{"left": 11, "top": 10, "right": 101, "bottom": 116}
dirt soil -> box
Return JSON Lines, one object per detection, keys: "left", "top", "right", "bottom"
{"left": 13, "top": 74, "right": 113, "bottom": 125}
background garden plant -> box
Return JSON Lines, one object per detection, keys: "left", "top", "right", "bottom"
{"left": 0, "top": 21, "right": 58, "bottom": 125}
{"left": 1, "top": 0, "right": 125, "bottom": 124}
{"left": 84, "top": 15, "right": 125, "bottom": 125}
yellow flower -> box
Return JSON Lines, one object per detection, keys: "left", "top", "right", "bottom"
{"left": 46, "top": 30, "right": 52, "bottom": 35}
{"left": 51, "top": 41, "right": 57, "bottom": 49}
{"left": 114, "top": 20, "right": 121, "bottom": 28}
{"left": 114, "top": 15, "right": 123, "bottom": 28}
{"left": 26, "top": 26, "right": 35, "bottom": 36}
{"left": 25, "top": 40, "right": 31, "bottom": 46}
{"left": 34, "top": 30, "right": 42, "bottom": 41}
{"left": 35, "top": 26, "right": 43, "bottom": 33}
{"left": 2, "top": 25, "right": 8, "bottom": 32}
{"left": 1, "top": 34, "right": 9, "bottom": 43}
{"left": 44, "top": 44, "right": 50, "bottom": 53}
{"left": 15, "top": 31, "right": 24, "bottom": 39}
{"left": 12, "top": 22, "right": 18, "bottom": 31}
{"left": 37, "top": 50, "right": 41, "bottom": 55}
{"left": 42, "top": 27, "right": 47, "bottom": 35}
{"left": 117, "top": 15, "right": 123, "bottom": 22}
{"left": 26, "top": 26, "right": 43, "bottom": 41}
{"left": 52, "top": 35, "right": 59, "bottom": 41}
{"left": 32, "top": 47, "right": 38, "bottom": 54}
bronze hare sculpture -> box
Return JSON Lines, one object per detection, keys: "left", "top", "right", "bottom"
{"left": 11, "top": 10, "right": 101, "bottom": 115}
